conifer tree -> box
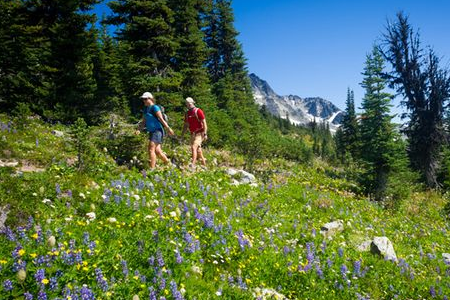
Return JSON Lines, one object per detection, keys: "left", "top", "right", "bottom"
{"left": 167, "top": 0, "right": 215, "bottom": 112}
{"left": 359, "top": 46, "right": 396, "bottom": 200}
{"left": 92, "top": 19, "right": 128, "bottom": 118}
{"left": 24, "top": 0, "right": 100, "bottom": 122}
{"left": 339, "top": 88, "right": 359, "bottom": 161}
{"left": 381, "top": 12, "right": 450, "bottom": 188}
{"left": 107, "top": 0, "right": 180, "bottom": 115}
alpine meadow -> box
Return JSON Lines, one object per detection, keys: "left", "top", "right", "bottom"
{"left": 2, "top": 1, "right": 450, "bottom": 299}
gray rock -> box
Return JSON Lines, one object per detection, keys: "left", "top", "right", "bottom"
{"left": 0, "top": 205, "right": 10, "bottom": 232}
{"left": 371, "top": 236, "right": 397, "bottom": 262}
{"left": 225, "top": 168, "right": 257, "bottom": 185}
{"left": 320, "top": 220, "right": 344, "bottom": 238}
{"left": 52, "top": 130, "right": 64, "bottom": 137}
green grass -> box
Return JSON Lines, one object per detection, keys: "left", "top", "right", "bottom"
{"left": 1, "top": 113, "right": 450, "bottom": 299}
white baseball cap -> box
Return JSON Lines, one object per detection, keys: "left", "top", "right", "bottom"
{"left": 185, "top": 97, "right": 195, "bottom": 104}
{"left": 140, "top": 92, "right": 153, "bottom": 99}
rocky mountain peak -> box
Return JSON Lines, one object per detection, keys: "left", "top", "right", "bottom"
{"left": 250, "top": 73, "right": 344, "bottom": 129}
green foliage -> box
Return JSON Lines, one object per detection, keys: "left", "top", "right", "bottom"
{"left": 1, "top": 115, "right": 450, "bottom": 299}
{"left": 358, "top": 46, "right": 398, "bottom": 201}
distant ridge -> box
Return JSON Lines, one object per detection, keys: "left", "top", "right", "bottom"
{"left": 249, "top": 73, "right": 344, "bottom": 130}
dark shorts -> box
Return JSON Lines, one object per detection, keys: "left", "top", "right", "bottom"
{"left": 148, "top": 130, "right": 164, "bottom": 144}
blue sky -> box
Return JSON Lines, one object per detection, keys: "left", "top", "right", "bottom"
{"left": 231, "top": 0, "right": 450, "bottom": 111}
{"left": 94, "top": 0, "right": 450, "bottom": 112}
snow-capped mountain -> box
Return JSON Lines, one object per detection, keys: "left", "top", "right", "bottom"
{"left": 250, "top": 73, "right": 344, "bottom": 130}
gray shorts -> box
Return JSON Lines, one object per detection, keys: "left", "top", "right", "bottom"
{"left": 148, "top": 130, "right": 164, "bottom": 144}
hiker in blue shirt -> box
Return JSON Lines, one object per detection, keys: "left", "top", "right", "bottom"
{"left": 138, "top": 92, "right": 174, "bottom": 169}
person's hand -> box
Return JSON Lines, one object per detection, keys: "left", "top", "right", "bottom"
{"left": 167, "top": 127, "right": 175, "bottom": 136}
{"left": 203, "top": 133, "right": 208, "bottom": 141}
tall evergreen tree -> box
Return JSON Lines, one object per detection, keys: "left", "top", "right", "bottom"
{"left": 0, "top": 0, "right": 53, "bottom": 112}
{"left": 204, "top": 0, "right": 252, "bottom": 108}
{"left": 167, "top": 0, "right": 214, "bottom": 112}
{"left": 92, "top": 18, "right": 128, "bottom": 118}
{"left": 381, "top": 12, "right": 450, "bottom": 188}
{"left": 107, "top": 0, "right": 181, "bottom": 115}
{"left": 339, "top": 88, "right": 359, "bottom": 161}
{"left": 359, "top": 46, "right": 396, "bottom": 200}
{"left": 23, "top": 0, "right": 100, "bottom": 122}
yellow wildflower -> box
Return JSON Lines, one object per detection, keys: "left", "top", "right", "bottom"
{"left": 18, "top": 249, "right": 26, "bottom": 256}
{"left": 42, "top": 278, "right": 49, "bottom": 285}
{"left": 31, "top": 233, "right": 38, "bottom": 239}
{"left": 0, "top": 260, "right": 7, "bottom": 264}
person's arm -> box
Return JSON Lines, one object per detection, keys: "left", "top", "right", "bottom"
{"left": 155, "top": 111, "right": 174, "bottom": 135}
{"left": 135, "top": 116, "right": 145, "bottom": 134}
{"left": 182, "top": 121, "right": 189, "bottom": 137}
{"left": 202, "top": 118, "right": 208, "bottom": 140}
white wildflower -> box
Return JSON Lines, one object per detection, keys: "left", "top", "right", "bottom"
{"left": 79, "top": 193, "right": 86, "bottom": 199}
{"left": 42, "top": 199, "right": 52, "bottom": 204}
{"left": 86, "top": 212, "right": 96, "bottom": 221}
{"left": 107, "top": 217, "right": 117, "bottom": 223}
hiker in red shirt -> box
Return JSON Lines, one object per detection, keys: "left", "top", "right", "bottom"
{"left": 181, "top": 97, "right": 207, "bottom": 169}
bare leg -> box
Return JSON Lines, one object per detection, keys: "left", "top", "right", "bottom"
{"left": 197, "top": 147, "right": 206, "bottom": 166}
{"left": 191, "top": 144, "right": 199, "bottom": 167}
{"left": 148, "top": 142, "right": 157, "bottom": 168}
{"left": 155, "top": 144, "right": 170, "bottom": 164}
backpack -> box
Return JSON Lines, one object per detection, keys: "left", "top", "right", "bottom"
{"left": 150, "top": 105, "right": 169, "bottom": 124}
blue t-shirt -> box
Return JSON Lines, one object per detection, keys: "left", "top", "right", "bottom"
{"left": 144, "top": 105, "right": 163, "bottom": 133}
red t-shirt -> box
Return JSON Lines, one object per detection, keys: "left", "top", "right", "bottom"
{"left": 185, "top": 108, "right": 205, "bottom": 133}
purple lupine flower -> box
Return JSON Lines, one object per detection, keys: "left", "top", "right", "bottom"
{"left": 83, "top": 232, "right": 90, "bottom": 245}
{"left": 12, "top": 259, "right": 27, "bottom": 272}
{"left": 430, "top": 286, "right": 436, "bottom": 298}
{"left": 156, "top": 250, "right": 165, "bottom": 268}
{"left": 148, "top": 256, "right": 155, "bottom": 266}
{"left": 24, "top": 292, "right": 33, "bottom": 300}
{"left": 37, "top": 290, "right": 47, "bottom": 300}
{"left": 3, "top": 227, "right": 16, "bottom": 241}
{"left": 170, "top": 280, "right": 184, "bottom": 300}
{"left": 95, "top": 268, "right": 109, "bottom": 292}
{"left": 35, "top": 269, "right": 45, "bottom": 284}
{"left": 55, "top": 183, "right": 61, "bottom": 195}
{"left": 3, "top": 279, "right": 13, "bottom": 292}
{"left": 159, "top": 276, "right": 166, "bottom": 291}
{"left": 121, "top": 260, "right": 129, "bottom": 277}
{"left": 149, "top": 286, "right": 157, "bottom": 300}
{"left": 340, "top": 264, "right": 348, "bottom": 280}
{"left": 316, "top": 263, "right": 324, "bottom": 279}
{"left": 283, "top": 246, "right": 290, "bottom": 256}
{"left": 175, "top": 249, "right": 183, "bottom": 264}
{"left": 80, "top": 285, "right": 95, "bottom": 300}
{"left": 236, "top": 276, "right": 247, "bottom": 290}
{"left": 49, "top": 277, "right": 58, "bottom": 291}
{"left": 338, "top": 248, "right": 344, "bottom": 257}
{"left": 306, "top": 242, "right": 315, "bottom": 263}
{"left": 353, "top": 260, "right": 361, "bottom": 277}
